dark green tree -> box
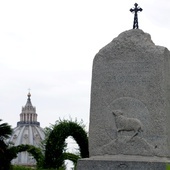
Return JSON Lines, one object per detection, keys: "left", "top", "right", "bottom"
{"left": 0, "top": 119, "right": 13, "bottom": 170}
{"left": 0, "top": 119, "right": 89, "bottom": 169}
{"left": 44, "top": 119, "right": 89, "bottom": 169}
{"left": 9, "top": 144, "right": 44, "bottom": 168}
{"left": 0, "top": 119, "right": 12, "bottom": 141}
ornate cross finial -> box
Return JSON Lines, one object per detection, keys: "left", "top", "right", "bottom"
{"left": 28, "top": 88, "right": 31, "bottom": 93}
{"left": 130, "top": 3, "right": 143, "bottom": 29}
{"left": 28, "top": 88, "right": 31, "bottom": 98}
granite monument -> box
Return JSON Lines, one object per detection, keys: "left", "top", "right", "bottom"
{"left": 77, "top": 29, "right": 170, "bottom": 169}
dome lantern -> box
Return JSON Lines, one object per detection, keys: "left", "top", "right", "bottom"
{"left": 17, "top": 93, "right": 40, "bottom": 126}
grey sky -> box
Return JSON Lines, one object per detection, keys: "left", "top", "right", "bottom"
{"left": 0, "top": 0, "right": 170, "bottom": 129}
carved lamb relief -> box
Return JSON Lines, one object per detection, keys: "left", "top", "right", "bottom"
{"left": 112, "top": 110, "right": 143, "bottom": 138}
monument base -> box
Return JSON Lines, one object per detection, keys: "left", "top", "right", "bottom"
{"left": 77, "top": 155, "right": 170, "bottom": 170}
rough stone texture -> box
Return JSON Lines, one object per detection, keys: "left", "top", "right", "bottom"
{"left": 77, "top": 29, "right": 170, "bottom": 169}
{"left": 77, "top": 155, "right": 170, "bottom": 170}
{"left": 88, "top": 29, "right": 170, "bottom": 158}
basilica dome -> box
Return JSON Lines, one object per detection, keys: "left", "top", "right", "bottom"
{"left": 8, "top": 93, "right": 45, "bottom": 165}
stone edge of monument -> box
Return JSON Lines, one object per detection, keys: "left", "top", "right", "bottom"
{"left": 98, "top": 29, "right": 156, "bottom": 53}
{"left": 77, "top": 155, "right": 170, "bottom": 170}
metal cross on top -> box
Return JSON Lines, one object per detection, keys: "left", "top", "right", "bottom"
{"left": 28, "top": 88, "right": 31, "bottom": 93}
{"left": 130, "top": 3, "right": 143, "bottom": 29}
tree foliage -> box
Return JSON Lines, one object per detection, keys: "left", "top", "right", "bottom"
{"left": 0, "top": 119, "right": 13, "bottom": 170}
{"left": 0, "top": 119, "right": 13, "bottom": 140}
{"left": 0, "top": 119, "right": 89, "bottom": 169}
{"left": 63, "top": 152, "right": 80, "bottom": 166}
{"left": 0, "top": 119, "right": 44, "bottom": 169}
{"left": 44, "top": 119, "right": 89, "bottom": 169}
{"left": 11, "top": 144, "right": 44, "bottom": 168}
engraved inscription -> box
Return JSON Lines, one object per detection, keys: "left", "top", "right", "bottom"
{"left": 113, "top": 61, "right": 153, "bottom": 72}
{"left": 110, "top": 61, "right": 155, "bottom": 85}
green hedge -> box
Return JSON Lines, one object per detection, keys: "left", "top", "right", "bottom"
{"left": 44, "top": 119, "right": 89, "bottom": 169}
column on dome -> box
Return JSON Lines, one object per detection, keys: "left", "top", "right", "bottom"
{"left": 24, "top": 113, "right": 26, "bottom": 122}
{"left": 34, "top": 114, "right": 36, "bottom": 122}
{"left": 29, "top": 113, "right": 30, "bottom": 122}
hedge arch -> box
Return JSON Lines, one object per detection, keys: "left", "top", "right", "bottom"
{"left": 10, "top": 144, "right": 44, "bottom": 167}
{"left": 44, "top": 120, "right": 89, "bottom": 169}
{"left": 63, "top": 152, "right": 80, "bottom": 166}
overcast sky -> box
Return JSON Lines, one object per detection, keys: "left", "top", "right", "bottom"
{"left": 0, "top": 0, "right": 170, "bottom": 129}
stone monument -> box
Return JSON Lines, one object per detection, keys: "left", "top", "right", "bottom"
{"left": 77, "top": 29, "right": 170, "bottom": 169}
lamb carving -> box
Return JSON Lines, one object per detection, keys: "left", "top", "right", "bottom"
{"left": 112, "top": 110, "right": 143, "bottom": 138}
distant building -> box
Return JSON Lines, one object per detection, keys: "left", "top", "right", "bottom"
{"left": 8, "top": 93, "right": 45, "bottom": 165}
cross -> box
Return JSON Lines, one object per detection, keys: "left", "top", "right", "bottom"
{"left": 28, "top": 88, "right": 31, "bottom": 93}
{"left": 130, "top": 3, "right": 143, "bottom": 29}
{"left": 27, "top": 88, "right": 31, "bottom": 98}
